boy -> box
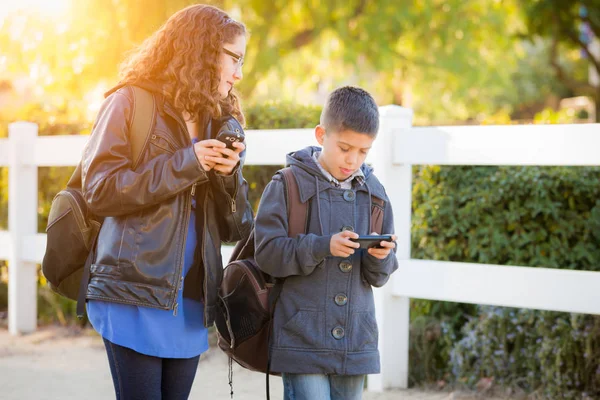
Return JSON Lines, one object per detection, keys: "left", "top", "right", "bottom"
{"left": 254, "top": 86, "right": 398, "bottom": 400}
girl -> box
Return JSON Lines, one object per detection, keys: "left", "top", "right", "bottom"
{"left": 81, "top": 5, "right": 252, "bottom": 399}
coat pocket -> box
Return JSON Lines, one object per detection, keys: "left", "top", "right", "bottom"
{"left": 350, "top": 312, "right": 379, "bottom": 351}
{"left": 278, "top": 310, "right": 323, "bottom": 349}
{"left": 149, "top": 131, "right": 178, "bottom": 155}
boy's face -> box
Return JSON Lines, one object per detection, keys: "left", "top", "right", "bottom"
{"left": 315, "top": 125, "right": 375, "bottom": 181}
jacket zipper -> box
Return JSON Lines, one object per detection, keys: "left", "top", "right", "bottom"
{"left": 168, "top": 105, "right": 197, "bottom": 316}
{"left": 227, "top": 175, "right": 239, "bottom": 213}
{"left": 201, "top": 193, "right": 210, "bottom": 326}
{"left": 172, "top": 184, "right": 194, "bottom": 316}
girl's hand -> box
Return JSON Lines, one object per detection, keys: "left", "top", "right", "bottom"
{"left": 193, "top": 139, "right": 225, "bottom": 171}
{"left": 208, "top": 142, "right": 245, "bottom": 175}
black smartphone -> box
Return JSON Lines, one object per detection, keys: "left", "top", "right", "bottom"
{"left": 350, "top": 235, "right": 393, "bottom": 249}
{"left": 216, "top": 131, "right": 243, "bottom": 150}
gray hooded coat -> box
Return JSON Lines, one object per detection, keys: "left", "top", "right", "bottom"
{"left": 254, "top": 146, "right": 398, "bottom": 375}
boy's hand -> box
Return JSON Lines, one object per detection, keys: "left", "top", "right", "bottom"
{"left": 330, "top": 231, "right": 360, "bottom": 258}
{"left": 208, "top": 142, "right": 245, "bottom": 175}
{"left": 367, "top": 233, "right": 397, "bottom": 259}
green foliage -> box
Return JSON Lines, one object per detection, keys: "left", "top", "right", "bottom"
{"left": 412, "top": 165, "right": 600, "bottom": 269}
{"left": 518, "top": 0, "right": 600, "bottom": 121}
{"left": 1, "top": 0, "right": 566, "bottom": 124}
{"left": 410, "top": 165, "right": 600, "bottom": 395}
{"left": 38, "top": 285, "right": 86, "bottom": 327}
{"left": 410, "top": 299, "right": 476, "bottom": 385}
{"left": 451, "top": 307, "right": 600, "bottom": 398}
{"left": 244, "top": 101, "right": 322, "bottom": 130}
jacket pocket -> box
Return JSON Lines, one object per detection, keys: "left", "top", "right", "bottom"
{"left": 278, "top": 310, "right": 323, "bottom": 349}
{"left": 90, "top": 263, "right": 121, "bottom": 277}
{"left": 350, "top": 312, "right": 379, "bottom": 351}
{"left": 149, "top": 131, "right": 178, "bottom": 155}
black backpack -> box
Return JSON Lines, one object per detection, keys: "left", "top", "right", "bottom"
{"left": 41, "top": 86, "right": 157, "bottom": 317}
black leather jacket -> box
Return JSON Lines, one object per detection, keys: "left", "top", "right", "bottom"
{"left": 81, "top": 84, "right": 253, "bottom": 327}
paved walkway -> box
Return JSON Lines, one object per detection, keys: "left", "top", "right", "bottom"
{"left": 0, "top": 326, "right": 509, "bottom": 400}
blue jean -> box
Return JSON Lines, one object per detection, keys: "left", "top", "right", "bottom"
{"left": 103, "top": 338, "right": 200, "bottom": 400}
{"left": 282, "top": 373, "right": 365, "bottom": 400}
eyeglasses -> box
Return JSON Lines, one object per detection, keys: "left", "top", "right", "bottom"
{"left": 223, "top": 48, "right": 244, "bottom": 69}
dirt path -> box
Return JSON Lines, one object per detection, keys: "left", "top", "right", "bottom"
{"left": 0, "top": 326, "right": 512, "bottom": 400}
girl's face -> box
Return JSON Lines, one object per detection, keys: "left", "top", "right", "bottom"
{"left": 218, "top": 34, "right": 246, "bottom": 99}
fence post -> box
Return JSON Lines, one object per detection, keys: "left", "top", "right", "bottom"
{"left": 8, "top": 122, "right": 38, "bottom": 335}
{"left": 367, "top": 105, "right": 413, "bottom": 391}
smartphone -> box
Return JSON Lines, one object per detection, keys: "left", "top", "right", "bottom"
{"left": 216, "top": 131, "right": 243, "bottom": 150}
{"left": 350, "top": 235, "right": 393, "bottom": 249}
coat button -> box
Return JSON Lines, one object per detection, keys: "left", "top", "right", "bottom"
{"left": 332, "top": 326, "right": 345, "bottom": 340}
{"left": 339, "top": 261, "right": 352, "bottom": 273}
{"left": 334, "top": 294, "right": 348, "bottom": 306}
{"left": 341, "top": 225, "right": 354, "bottom": 232}
{"left": 343, "top": 190, "right": 355, "bottom": 202}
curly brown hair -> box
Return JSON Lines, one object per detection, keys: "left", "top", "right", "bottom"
{"left": 119, "top": 4, "right": 246, "bottom": 124}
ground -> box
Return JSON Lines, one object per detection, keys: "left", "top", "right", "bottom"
{"left": 0, "top": 326, "right": 517, "bottom": 400}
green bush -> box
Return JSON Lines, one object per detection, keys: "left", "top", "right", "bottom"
{"left": 410, "top": 165, "right": 600, "bottom": 396}
{"left": 451, "top": 307, "right": 600, "bottom": 398}
{"left": 412, "top": 166, "right": 600, "bottom": 269}
{"left": 244, "top": 101, "right": 322, "bottom": 130}
{"left": 409, "top": 299, "right": 474, "bottom": 385}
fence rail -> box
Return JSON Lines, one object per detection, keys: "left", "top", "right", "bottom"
{"left": 2, "top": 111, "right": 600, "bottom": 392}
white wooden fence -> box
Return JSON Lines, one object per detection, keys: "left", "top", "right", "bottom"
{"left": 1, "top": 107, "right": 600, "bottom": 392}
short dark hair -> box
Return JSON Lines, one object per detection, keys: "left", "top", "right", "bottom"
{"left": 320, "top": 86, "right": 379, "bottom": 136}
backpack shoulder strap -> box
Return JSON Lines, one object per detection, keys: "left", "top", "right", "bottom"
{"left": 227, "top": 168, "right": 307, "bottom": 263}
{"left": 370, "top": 196, "right": 385, "bottom": 234}
{"left": 76, "top": 86, "right": 156, "bottom": 316}
{"left": 280, "top": 167, "right": 307, "bottom": 238}
{"left": 130, "top": 86, "right": 157, "bottom": 170}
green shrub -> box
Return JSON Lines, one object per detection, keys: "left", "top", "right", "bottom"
{"left": 451, "top": 307, "right": 600, "bottom": 398}
{"left": 412, "top": 165, "right": 600, "bottom": 269}
{"left": 244, "top": 101, "right": 322, "bottom": 130}
{"left": 410, "top": 165, "right": 600, "bottom": 395}
{"left": 409, "top": 299, "right": 475, "bottom": 385}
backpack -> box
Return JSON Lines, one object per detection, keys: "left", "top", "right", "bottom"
{"left": 214, "top": 168, "right": 385, "bottom": 379}
{"left": 41, "top": 86, "right": 157, "bottom": 317}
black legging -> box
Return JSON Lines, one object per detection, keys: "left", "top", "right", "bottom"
{"left": 103, "top": 338, "right": 200, "bottom": 400}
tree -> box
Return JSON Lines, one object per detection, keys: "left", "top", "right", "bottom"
{"left": 520, "top": 0, "right": 600, "bottom": 121}
{"left": 0, "top": 0, "right": 569, "bottom": 123}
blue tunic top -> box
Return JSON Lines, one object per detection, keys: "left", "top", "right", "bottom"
{"left": 88, "top": 144, "right": 208, "bottom": 359}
